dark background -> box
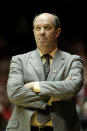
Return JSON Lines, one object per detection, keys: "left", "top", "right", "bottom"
{"left": 0, "top": 1, "right": 87, "bottom": 57}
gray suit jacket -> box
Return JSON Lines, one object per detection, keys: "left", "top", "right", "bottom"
{"left": 6, "top": 49, "right": 83, "bottom": 131}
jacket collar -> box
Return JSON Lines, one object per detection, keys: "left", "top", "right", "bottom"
{"left": 29, "top": 49, "right": 65, "bottom": 81}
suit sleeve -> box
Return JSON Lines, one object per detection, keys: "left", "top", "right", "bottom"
{"left": 39, "top": 56, "right": 84, "bottom": 100}
{"left": 7, "top": 56, "right": 49, "bottom": 109}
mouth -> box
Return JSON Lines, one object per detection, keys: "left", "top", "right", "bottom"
{"left": 39, "top": 38, "right": 47, "bottom": 41}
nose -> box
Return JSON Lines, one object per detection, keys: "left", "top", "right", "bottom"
{"left": 40, "top": 27, "right": 45, "bottom": 35}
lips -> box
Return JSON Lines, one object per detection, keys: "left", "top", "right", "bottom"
{"left": 41, "top": 39, "right": 46, "bottom": 41}
{"left": 39, "top": 37, "right": 47, "bottom": 41}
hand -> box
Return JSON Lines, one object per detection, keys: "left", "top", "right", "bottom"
{"left": 47, "top": 97, "right": 60, "bottom": 106}
{"left": 24, "top": 82, "right": 34, "bottom": 90}
{"left": 52, "top": 97, "right": 60, "bottom": 102}
{"left": 66, "top": 75, "right": 72, "bottom": 80}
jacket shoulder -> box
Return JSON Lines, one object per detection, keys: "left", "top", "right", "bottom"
{"left": 60, "top": 50, "right": 83, "bottom": 61}
{"left": 11, "top": 50, "right": 36, "bottom": 62}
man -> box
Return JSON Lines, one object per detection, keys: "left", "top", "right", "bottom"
{"left": 6, "top": 13, "right": 83, "bottom": 131}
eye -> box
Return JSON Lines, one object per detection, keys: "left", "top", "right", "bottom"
{"left": 35, "top": 27, "right": 40, "bottom": 31}
{"left": 45, "top": 26, "right": 51, "bottom": 31}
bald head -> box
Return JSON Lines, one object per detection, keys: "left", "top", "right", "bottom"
{"left": 33, "top": 13, "right": 61, "bottom": 29}
{"left": 33, "top": 12, "right": 61, "bottom": 54}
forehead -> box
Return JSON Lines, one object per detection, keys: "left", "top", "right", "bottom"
{"left": 34, "top": 14, "right": 54, "bottom": 26}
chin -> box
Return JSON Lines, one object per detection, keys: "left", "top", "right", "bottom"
{"left": 39, "top": 42, "right": 48, "bottom": 47}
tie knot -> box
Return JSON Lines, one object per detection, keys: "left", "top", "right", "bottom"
{"left": 43, "top": 54, "right": 51, "bottom": 59}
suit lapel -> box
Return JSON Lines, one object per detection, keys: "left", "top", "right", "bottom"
{"left": 47, "top": 50, "right": 65, "bottom": 81}
{"left": 29, "top": 49, "right": 64, "bottom": 81}
{"left": 29, "top": 49, "right": 45, "bottom": 81}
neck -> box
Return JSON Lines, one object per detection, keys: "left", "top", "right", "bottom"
{"left": 38, "top": 44, "right": 58, "bottom": 54}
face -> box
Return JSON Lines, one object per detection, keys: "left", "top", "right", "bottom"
{"left": 33, "top": 13, "right": 61, "bottom": 52}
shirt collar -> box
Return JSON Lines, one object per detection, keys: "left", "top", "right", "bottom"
{"left": 38, "top": 48, "right": 58, "bottom": 58}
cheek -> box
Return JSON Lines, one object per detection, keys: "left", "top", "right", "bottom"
{"left": 35, "top": 33, "right": 39, "bottom": 39}
{"left": 47, "top": 32, "right": 56, "bottom": 40}
{"left": 34, "top": 34, "right": 38, "bottom": 41}
{"left": 47, "top": 30, "right": 56, "bottom": 36}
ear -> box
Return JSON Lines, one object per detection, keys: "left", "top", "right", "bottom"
{"left": 33, "top": 29, "right": 35, "bottom": 33}
{"left": 33, "top": 29, "right": 35, "bottom": 36}
{"left": 56, "top": 28, "right": 61, "bottom": 38}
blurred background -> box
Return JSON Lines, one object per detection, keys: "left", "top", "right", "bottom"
{"left": 0, "top": 2, "right": 87, "bottom": 131}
